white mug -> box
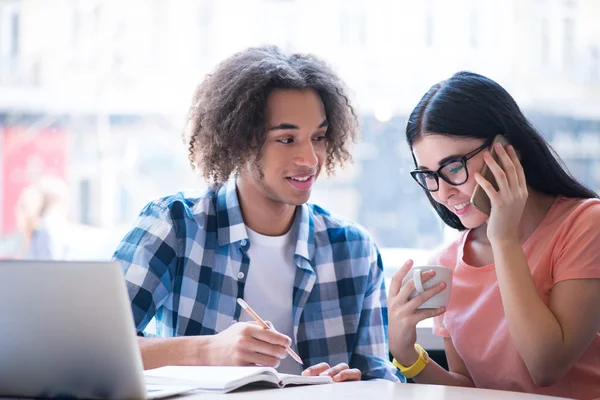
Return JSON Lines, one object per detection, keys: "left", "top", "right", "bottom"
{"left": 401, "top": 265, "right": 453, "bottom": 309}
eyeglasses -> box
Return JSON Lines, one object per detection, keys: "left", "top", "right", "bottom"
{"left": 410, "top": 140, "right": 492, "bottom": 192}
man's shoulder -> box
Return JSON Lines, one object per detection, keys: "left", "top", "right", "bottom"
{"left": 147, "top": 186, "right": 220, "bottom": 220}
{"left": 307, "top": 203, "right": 374, "bottom": 245}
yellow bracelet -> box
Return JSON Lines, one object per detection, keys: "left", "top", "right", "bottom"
{"left": 392, "top": 344, "right": 429, "bottom": 379}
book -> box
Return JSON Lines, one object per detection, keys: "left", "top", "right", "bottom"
{"left": 143, "top": 366, "right": 333, "bottom": 394}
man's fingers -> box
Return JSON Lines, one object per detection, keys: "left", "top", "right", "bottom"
{"left": 332, "top": 368, "right": 362, "bottom": 382}
{"left": 302, "top": 362, "right": 330, "bottom": 376}
{"left": 241, "top": 335, "right": 288, "bottom": 360}
{"left": 265, "top": 321, "right": 277, "bottom": 331}
{"left": 245, "top": 323, "right": 292, "bottom": 347}
{"left": 239, "top": 348, "right": 281, "bottom": 368}
{"left": 319, "top": 362, "right": 349, "bottom": 377}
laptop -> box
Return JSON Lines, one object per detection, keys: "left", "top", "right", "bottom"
{"left": 0, "top": 260, "right": 201, "bottom": 399}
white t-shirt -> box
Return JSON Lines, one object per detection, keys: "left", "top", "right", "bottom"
{"left": 238, "top": 226, "right": 299, "bottom": 374}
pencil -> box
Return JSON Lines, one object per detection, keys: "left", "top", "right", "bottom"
{"left": 236, "top": 298, "right": 303, "bottom": 365}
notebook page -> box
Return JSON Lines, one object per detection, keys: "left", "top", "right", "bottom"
{"left": 278, "top": 373, "right": 333, "bottom": 387}
{"left": 144, "top": 366, "right": 279, "bottom": 392}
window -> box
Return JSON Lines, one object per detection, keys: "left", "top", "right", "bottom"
{"left": 425, "top": 12, "right": 434, "bottom": 47}
{"left": 563, "top": 17, "right": 574, "bottom": 69}
{"left": 263, "top": 0, "right": 295, "bottom": 52}
{"left": 1, "top": 0, "right": 599, "bottom": 269}
{"left": 0, "top": 3, "right": 20, "bottom": 57}
{"left": 340, "top": 1, "right": 367, "bottom": 47}
{"left": 591, "top": 46, "right": 600, "bottom": 83}
{"left": 469, "top": 9, "right": 478, "bottom": 48}
{"left": 79, "top": 179, "right": 92, "bottom": 225}
{"left": 540, "top": 17, "right": 550, "bottom": 64}
{"left": 9, "top": 12, "right": 19, "bottom": 56}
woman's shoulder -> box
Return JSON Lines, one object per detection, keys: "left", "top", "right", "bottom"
{"left": 550, "top": 197, "right": 600, "bottom": 232}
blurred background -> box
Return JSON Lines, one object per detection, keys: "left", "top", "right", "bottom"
{"left": 1, "top": 0, "right": 600, "bottom": 264}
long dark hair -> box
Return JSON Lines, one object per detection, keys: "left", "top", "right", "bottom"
{"left": 406, "top": 71, "right": 598, "bottom": 230}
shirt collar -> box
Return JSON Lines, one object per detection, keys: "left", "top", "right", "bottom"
{"left": 215, "top": 178, "right": 315, "bottom": 261}
{"left": 215, "top": 179, "right": 248, "bottom": 247}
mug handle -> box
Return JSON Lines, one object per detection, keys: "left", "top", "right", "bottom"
{"left": 413, "top": 268, "right": 424, "bottom": 293}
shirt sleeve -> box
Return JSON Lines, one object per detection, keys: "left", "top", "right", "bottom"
{"left": 113, "top": 201, "right": 180, "bottom": 335}
{"left": 553, "top": 201, "right": 600, "bottom": 283}
{"left": 350, "top": 242, "right": 404, "bottom": 382}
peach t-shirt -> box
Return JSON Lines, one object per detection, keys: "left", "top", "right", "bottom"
{"left": 432, "top": 197, "right": 600, "bottom": 399}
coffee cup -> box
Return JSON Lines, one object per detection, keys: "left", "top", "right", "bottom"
{"left": 401, "top": 265, "right": 452, "bottom": 309}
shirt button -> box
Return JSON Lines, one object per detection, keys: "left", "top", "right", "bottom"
{"left": 240, "top": 239, "right": 247, "bottom": 246}
{"left": 231, "top": 320, "right": 237, "bottom": 325}
{"left": 237, "top": 272, "right": 245, "bottom": 279}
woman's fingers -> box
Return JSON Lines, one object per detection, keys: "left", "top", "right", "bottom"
{"left": 507, "top": 145, "right": 527, "bottom": 190}
{"left": 397, "top": 270, "right": 437, "bottom": 302}
{"left": 483, "top": 149, "right": 509, "bottom": 194}
{"left": 388, "top": 259, "right": 414, "bottom": 297}
{"left": 406, "top": 280, "right": 447, "bottom": 310}
{"left": 494, "top": 142, "right": 519, "bottom": 191}
{"left": 474, "top": 171, "right": 500, "bottom": 205}
{"left": 408, "top": 306, "right": 447, "bottom": 325}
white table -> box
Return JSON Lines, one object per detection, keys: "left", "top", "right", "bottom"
{"left": 179, "top": 380, "right": 571, "bottom": 399}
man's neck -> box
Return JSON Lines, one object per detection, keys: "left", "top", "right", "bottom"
{"left": 235, "top": 176, "right": 297, "bottom": 236}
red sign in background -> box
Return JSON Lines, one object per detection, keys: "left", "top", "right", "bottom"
{"left": 1, "top": 126, "right": 68, "bottom": 235}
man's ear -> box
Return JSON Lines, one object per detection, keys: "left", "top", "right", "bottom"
{"left": 238, "top": 152, "right": 263, "bottom": 178}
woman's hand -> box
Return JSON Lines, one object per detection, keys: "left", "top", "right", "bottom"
{"left": 474, "top": 143, "right": 528, "bottom": 245}
{"left": 301, "top": 362, "right": 361, "bottom": 382}
{"left": 387, "top": 259, "right": 447, "bottom": 366}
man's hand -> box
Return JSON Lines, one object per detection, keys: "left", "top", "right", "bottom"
{"left": 301, "top": 362, "right": 361, "bottom": 382}
{"left": 204, "top": 321, "right": 292, "bottom": 367}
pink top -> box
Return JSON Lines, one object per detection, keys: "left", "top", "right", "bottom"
{"left": 432, "top": 197, "right": 600, "bottom": 399}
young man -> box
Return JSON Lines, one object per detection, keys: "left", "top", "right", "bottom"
{"left": 114, "top": 46, "right": 401, "bottom": 382}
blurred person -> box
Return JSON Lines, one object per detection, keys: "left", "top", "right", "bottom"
{"left": 387, "top": 71, "right": 600, "bottom": 399}
{"left": 14, "top": 176, "right": 71, "bottom": 260}
{"left": 113, "top": 46, "right": 401, "bottom": 382}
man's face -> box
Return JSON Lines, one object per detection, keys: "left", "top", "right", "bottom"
{"left": 242, "top": 88, "right": 328, "bottom": 206}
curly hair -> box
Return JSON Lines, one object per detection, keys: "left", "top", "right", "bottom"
{"left": 184, "top": 45, "right": 359, "bottom": 183}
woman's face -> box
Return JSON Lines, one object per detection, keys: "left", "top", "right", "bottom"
{"left": 411, "top": 134, "right": 490, "bottom": 229}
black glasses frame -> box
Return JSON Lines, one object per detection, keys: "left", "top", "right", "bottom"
{"left": 410, "top": 140, "right": 492, "bottom": 192}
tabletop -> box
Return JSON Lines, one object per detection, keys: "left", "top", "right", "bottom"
{"left": 178, "top": 380, "right": 572, "bottom": 400}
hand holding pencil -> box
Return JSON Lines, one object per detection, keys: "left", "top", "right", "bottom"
{"left": 237, "top": 298, "right": 303, "bottom": 364}
{"left": 202, "top": 304, "right": 294, "bottom": 368}
{"left": 235, "top": 298, "right": 361, "bottom": 381}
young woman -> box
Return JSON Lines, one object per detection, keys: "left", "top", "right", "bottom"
{"left": 387, "top": 71, "right": 600, "bottom": 399}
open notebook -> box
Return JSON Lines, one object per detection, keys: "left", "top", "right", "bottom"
{"left": 144, "top": 366, "right": 333, "bottom": 393}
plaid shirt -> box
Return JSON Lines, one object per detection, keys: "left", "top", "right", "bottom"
{"left": 114, "top": 179, "right": 402, "bottom": 382}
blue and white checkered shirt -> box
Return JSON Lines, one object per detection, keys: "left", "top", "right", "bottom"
{"left": 114, "top": 179, "right": 402, "bottom": 382}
